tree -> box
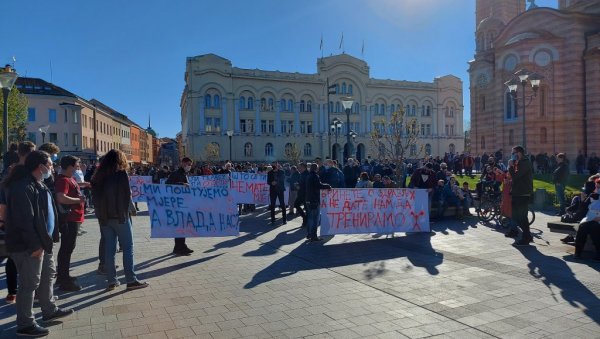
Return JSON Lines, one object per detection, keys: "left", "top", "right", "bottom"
{"left": 0, "top": 86, "right": 28, "bottom": 149}
{"left": 204, "top": 142, "right": 220, "bottom": 164}
{"left": 284, "top": 142, "right": 301, "bottom": 164}
{"left": 370, "top": 108, "right": 423, "bottom": 178}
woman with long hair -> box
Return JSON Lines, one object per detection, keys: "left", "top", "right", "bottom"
{"left": 91, "top": 149, "right": 148, "bottom": 291}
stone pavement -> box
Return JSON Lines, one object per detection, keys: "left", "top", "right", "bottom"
{"left": 0, "top": 205, "right": 599, "bottom": 339}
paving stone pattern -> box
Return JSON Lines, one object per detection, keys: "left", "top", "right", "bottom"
{"left": 0, "top": 205, "right": 599, "bottom": 338}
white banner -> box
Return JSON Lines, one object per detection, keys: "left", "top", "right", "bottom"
{"left": 129, "top": 176, "right": 152, "bottom": 202}
{"left": 320, "top": 188, "right": 430, "bottom": 235}
{"left": 229, "top": 172, "right": 288, "bottom": 205}
{"left": 188, "top": 174, "right": 230, "bottom": 188}
{"left": 141, "top": 183, "right": 239, "bottom": 238}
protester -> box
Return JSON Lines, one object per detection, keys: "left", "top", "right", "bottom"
{"left": 355, "top": 172, "right": 372, "bottom": 188}
{"left": 166, "top": 157, "right": 194, "bottom": 255}
{"left": 91, "top": 149, "right": 148, "bottom": 291}
{"left": 553, "top": 153, "right": 569, "bottom": 215}
{"left": 2, "top": 143, "right": 18, "bottom": 175}
{"left": 343, "top": 158, "right": 360, "bottom": 188}
{"left": 287, "top": 166, "right": 300, "bottom": 216}
{"left": 267, "top": 162, "right": 286, "bottom": 225}
{"left": 509, "top": 146, "right": 534, "bottom": 246}
{"left": 5, "top": 151, "right": 74, "bottom": 337}
{"left": 305, "top": 163, "right": 331, "bottom": 242}
{"left": 372, "top": 174, "right": 384, "bottom": 188}
{"left": 54, "top": 155, "right": 87, "bottom": 292}
{"left": 461, "top": 182, "right": 474, "bottom": 215}
{"left": 573, "top": 178, "right": 600, "bottom": 261}
{"left": 294, "top": 162, "right": 309, "bottom": 226}
{"left": 382, "top": 175, "right": 397, "bottom": 188}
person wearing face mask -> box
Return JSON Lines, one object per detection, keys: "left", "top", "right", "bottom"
{"left": 166, "top": 157, "right": 194, "bottom": 255}
{"left": 38, "top": 143, "right": 61, "bottom": 194}
{"left": 4, "top": 151, "right": 74, "bottom": 337}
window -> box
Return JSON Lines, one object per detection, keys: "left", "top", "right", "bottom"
{"left": 27, "top": 132, "right": 36, "bottom": 144}
{"left": 239, "top": 96, "right": 246, "bottom": 109}
{"left": 248, "top": 97, "right": 254, "bottom": 110}
{"left": 49, "top": 133, "right": 58, "bottom": 143}
{"left": 64, "top": 109, "right": 68, "bottom": 122}
{"left": 265, "top": 143, "right": 274, "bottom": 157}
{"left": 49, "top": 109, "right": 57, "bottom": 123}
{"left": 73, "top": 111, "right": 78, "bottom": 123}
{"left": 268, "top": 98, "right": 274, "bottom": 111}
{"left": 445, "top": 125, "right": 449, "bottom": 135}
{"left": 300, "top": 100, "right": 305, "bottom": 112}
{"left": 205, "top": 117, "right": 213, "bottom": 132}
{"left": 204, "top": 94, "right": 211, "bottom": 108}
{"left": 287, "top": 121, "right": 294, "bottom": 134}
{"left": 425, "top": 144, "right": 432, "bottom": 156}
{"left": 28, "top": 108, "right": 36, "bottom": 122}
{"left": 64, "top": 133, "right": 69, "bottom": 146}
{"left": 261, "top": 120, "right": 267, "bottom": 133}
{"left": 244, "top": 142, "right": 253, "bottom": 157}
{"left": 73, "top": 133, "right": 79, "bottom": 146}
{"left": 374, "top": 104, "right": 379, "bottom": 115}
{"left": 304, "top": 143, "right": 312, "bottom": 156}
{"left": 307, "top": 100, "right": 312, "bottom": 112}
{"left": 540, "top": 86, "right": 546, "bottom": 116}
{"left": 479, "top": 95, "right": 486, "bottom": 112}
{"left": 540, "top": 127, "right": 547, "bottom": 144}
{"left": 348, "top": 85, "right": 353, "bottom": 95}
{"left": 260, "top": 98, "right": 267, "bottom": 111}
{"left": 450, "top": 107, "right": 454, "bottom": 117}
{"left": 300, "top": 121, "right": 306, "bottom": 134}
{"left": 390, "top": 104, "right": 395, "bottom": 113}
{"left": 505, "top": 93, "right": 517, "bottom": 119}
{"left": 335, "top": 84, "right": 339, "bottom": 94}
{"left": 240, "top": 119, "right": 254, "bottom": 133}
{"left": 214, "top": 95, "right": 220, "bottom": 108}
{"left": 411, "top": 105, "right": 416, "bottom": 116}
{"left": 214, "top": 118, "right": 221, "bottom": 132}
{"left": 426, "top": 106, "right": 431, "bottom": 116}
{"left": 83, "top": 136, "right": 87, "bottom": 148}
{"left": 342, "top": 82, "right": 347, "bottom": 94}
{"left": 307, "top": 121, "right": 313, "bottom": 134}
{"left": 288, "top": 100, "right": 293, "bottom": 112}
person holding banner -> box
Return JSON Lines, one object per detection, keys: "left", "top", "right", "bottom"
{"left": 267, "top": 162, "right": 287, "bottom": 225}
{"left": 305, "top": 163, "right": 331, "bottom": 242}
{"left": 166, "top": 157, "right": 195, "bottom": 255}
{"left": 91, "top": 150, "right": 148, "bottom": 291}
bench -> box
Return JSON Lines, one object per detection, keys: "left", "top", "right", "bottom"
{"left": 547, "top": 220, "right": 596, "bottom": 253}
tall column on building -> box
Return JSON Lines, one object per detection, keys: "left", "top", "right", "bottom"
{"left": 312, "top": 105, "right": 319, "bottom": 136}
{"left": 432, "top": 106, "right": 437, "bottom": 136}
{"left": 234, "top": 100, "right": 240, "bottom": 133}
{"left": 221, "top": 98, "right": 227, "bottom": 134}
{"left": 275, "top": 101, "right": 281, "bottom": 136}
{"left": 320, "top": 103, "right": 326, "bottom": 134}
{"left": 294, "top": 102, "right": 300, "bottom": 135}
{"left": 367, "top": 105, "right": 372, "bottom": 133}
{"left": 199, "top": 98, "right": 205, "bottom": 134}
{"left": 439, "top": 104, "right": 445, "bottom": 136}
{"left": 255, "top": 100, "right": 260, "bottom": 136}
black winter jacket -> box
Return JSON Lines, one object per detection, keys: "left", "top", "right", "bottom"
{"left": 93, "top": 170, "right": 132, "bottom": 224}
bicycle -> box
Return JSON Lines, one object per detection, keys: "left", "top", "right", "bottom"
{"left": 476, "top": 183, "right": 535, "bottom": 226}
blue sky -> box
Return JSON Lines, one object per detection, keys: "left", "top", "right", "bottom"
{"left": 5, "top": 0, "right": 557, "bottom": 138}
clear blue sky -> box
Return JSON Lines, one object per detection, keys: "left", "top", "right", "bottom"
{"left": 5, "top": 0, "right": 557, "bottom": 138}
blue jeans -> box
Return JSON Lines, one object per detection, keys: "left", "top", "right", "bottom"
{"left": 306, "top": 205, "right": 320, "bottom": 239}
{"left": 555, "top": 183, "right": 566, "bottom": 213}
{"left": 10, "top": 251, "right": 58, "bottom": 329}
{"left": 100, "top": 218, "right": 137, "bottom": 285}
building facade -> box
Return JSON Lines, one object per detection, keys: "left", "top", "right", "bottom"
{"left": 181, "top": 53, "right": 464, "bottom": 162}
{"left": 469, "top": 0, "right": 600, "bottom": 161}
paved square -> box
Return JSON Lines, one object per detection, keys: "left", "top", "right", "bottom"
{"left": 1, "top": 205, "right": 599, "bottom": 338}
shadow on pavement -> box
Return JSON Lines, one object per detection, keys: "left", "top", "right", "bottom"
{"left": 244, "top": 231, "right": 442, "bottom": 288}
{"left": 516, "top": 246, "right": 600, "bottom": 325}
{"left": 137, "top": 253, "right": 223, "bottom": 280}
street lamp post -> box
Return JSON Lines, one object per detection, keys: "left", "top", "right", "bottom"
{"left": 505, "top": 69, "right": 542, "bottom": 152}
{"left": 0, "top": 65, "right": 18, "bottom": 153}
{"left": 326, "top": 79, "right": 336, "bottom": 159}
{"left": 330, "top": 118, "right": 342, "bottom": 160}
{"left": 340, "top": 96, "right": 354, "bottom": 160}
{"left": 226, "top": 130, "right": 234, "bottom": 161}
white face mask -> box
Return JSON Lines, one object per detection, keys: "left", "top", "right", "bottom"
{"left": 184, "top": 165, "right": 192, "bottom": 172}
{"left": 42, "top": 165, "right": 52, "bottom": 180}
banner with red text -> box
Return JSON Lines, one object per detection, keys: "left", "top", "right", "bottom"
{"left": 229, "top": 172, "right": 288, "bottom": 205}
{"left": 129, "top": 176, "right": 153, "bottom": 202}
{"left": 188, "top": 174, "right": 230, "bottom": 188}
{"left": 140, "top": 183, "right": 239, "bottom": 238}
{"left": 320, "top": 188, "right": 430, "bottom": 235}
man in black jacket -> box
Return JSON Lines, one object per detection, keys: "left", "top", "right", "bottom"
{"left": 166, "top": 157, "right": 194, "bottom": 255}
{"left": 267, "top": 162, "right": 286, "bottom": 225}
{"left": 5, "top": 151, "right": 73, "bottom": 337}
{"left": 305, "top": 163, "right": 331, "bottom": 242}
{"left": 509, "top": 146, "right": 534, "bottom": 246}
{"left": 553, "top": 153, "right": 569, "bottom": 215}
{"left": 294, "top": 163, "right": 309, "bottom": 226}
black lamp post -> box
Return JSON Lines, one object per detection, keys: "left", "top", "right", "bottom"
{"left": 0, "top": 65, "right": 18, "bottom": 153}
{"left": 226, "top": 129, "right": 233, "bottom": 161}
{"left": 39, "top": 125, "right": 49, "bottom": 144}
{"left": 505, "top": 69, "right": 542, "bottom": 152}
{"left": 326, "top": 79, "right": 336, "bottom": 159}
{"left": 330, "top": 118, "right": 342, "bottom": 160}
{"left": 340, "top": 96, "right": 354, "bottom": 160}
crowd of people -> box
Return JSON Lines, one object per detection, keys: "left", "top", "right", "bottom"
{"left": 0, "top": 141, "right": 599, "bottom": 336}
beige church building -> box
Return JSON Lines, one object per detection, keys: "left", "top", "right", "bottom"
{"left": 181, "top": 53, "right": 464, "bottom": 162}
{"left": 469, "top": 0, "right": 600, "bottom": 161}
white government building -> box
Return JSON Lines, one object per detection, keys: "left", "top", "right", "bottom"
{"left": 180, "top": 53, "right": 464, "bottom": 163}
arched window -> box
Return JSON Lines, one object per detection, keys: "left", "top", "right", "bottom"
{"left": 300, "top": 100, "right": 305, "bottom": 112}
{"left": 204, "top": 94, "right": 211, "bottom": 108}
{"left": 426, "top": 106, "right": 431, "bottom": 116}
{"left": 265, "top": 143, "right": 273, "bottom": 157}
{"left": 304, "top": 143, "right": 312, "bottom": 156}
{"left": 288, "top": 100, "right": 293, "bottom": 112}
{"left": 248, "top": 97, "right": 254, "bottom": 110}
{"left": 348, "top": 85, "right": 353, "bottom": 95}
{"left": 481, "top": 136, "right": 486, "bottom": 150}
{"left": 421, "top": 105, "right": 425, "bottom": 116}
{"left": 239, "top": 96, "right": 246, "bottom": 109}
{"left": 342, "top": 82, "right": 347, "bottom": 94}
{"left": 260, "top": 98, "right": 266, "bottom": 111}
{"left": 280, "top": 99, "right": 285, "bottom": 111}
{"left": 406, "top": 105, "right": 410, "bottom": 115}
{"left": 284, "top": 143, "right": 293, "bottom": 155}
{"left": 505, "top": 93, "right": 516, "bottom": 119}
{"left": 425, "top": 144, "right": 432, "bottom": 156}
{"left": 268, "top": 98, "right": 274, "bottom": 111}
{"left": 214, "top": 95, "right": 220, "bottom": 108}
{"left": 411, "top": 105, "right": 416, "bottom": 115}
{"left": 450, "top": 107, "right": 454, "bottom": 117}
{"left": 540, "top": 127, "right": 547, "bottom": 144}
{"left": 374, "top": 104, "right": 379, "bottom": 115}
{"left": 244, "top": 142, "right": 253, "bottom": 157}
{"left": 390, "top": 104, "right": 395, "bottom": 113}
{"left": 336, "top": 102, "right": 340, "bottom": 113}
{"left": 307, "top": 100, "right": 312, "bottom": 112}
{"left": 381, "top": 104, "right": 385, "bottom": 115}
